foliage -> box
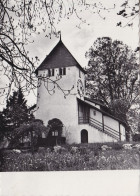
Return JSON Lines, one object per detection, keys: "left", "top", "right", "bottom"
{"left": 0, "top": 112, "right": 7, "bottom": 142}
{"left": 0, "top": 0, "right": 114, "bottom": 98}
{"left": 117, "top": 0, "right": 139, "bottom": 28}
{"left": 1, "top": 142, "right": 140, "bottom": 171}
{"left": 0, "top": 0, "right": 138, "bottom": 102}
{"left": 133, "top": 134, "right": 140, "bottom": 142}
{"left": 85, "top": 37, "right": 139, "bottom": 132}
{"left": 9, "top": 119, "right": 48, "bottom": 149}
{"left": 1, "top": 87, "right": 34, "bottom": 139}
{"left": 48, "top": 118, "right": 63, "bottom": 136}
{"left": 138, "top": 121, "right": 140, "bottom": 133}
{"left": 128, "top": 106, "right": 140, "bottom": 133}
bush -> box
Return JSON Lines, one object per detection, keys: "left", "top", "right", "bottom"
{"left": 133, "top": 134, "right": 140, "bottom": 142}
{"left": 8, "top": 120, "right": 48, "bottom": 149}
{"left": 1, "top": 142, "right": 140, "bottom": 171}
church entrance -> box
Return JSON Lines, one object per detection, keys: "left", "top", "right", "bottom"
{"left": 81, "top": 129, "right": 88, "bottom": 143}
{"left": 38, "top": 118, "right": 66, "bottom": 147}
{"left": 47, "top": 118, "right": 65, "bottom": 146}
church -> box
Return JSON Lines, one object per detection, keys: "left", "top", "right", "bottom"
{"left": 35, "top": 39, "right": 126, "bottom": 145}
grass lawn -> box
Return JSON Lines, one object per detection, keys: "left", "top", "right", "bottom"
{"left": 0, "top": 142, "right": 140, "bottom": 171}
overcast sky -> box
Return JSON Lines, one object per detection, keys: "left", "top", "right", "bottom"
{"left": 0, "top": 0, "right": 139, "bottom": 109}
{"left": 27, "top": 0, "right": 139, "bottom": 67}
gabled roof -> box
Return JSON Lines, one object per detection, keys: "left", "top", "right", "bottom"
{"left": 36, "top": 40, "right": 86, "bottom": 74}
{"left": 84, "top": 97, "right": 105, "bottom": 107}
{"left": 77, "top": 98, "right": 126, "bottom": 126}
{"left": 84, "top": 97, "right": 112, "bottom": 114}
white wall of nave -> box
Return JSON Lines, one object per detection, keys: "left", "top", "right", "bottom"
{"left": 64, "top": 124, "right": 117, "bottom": 144}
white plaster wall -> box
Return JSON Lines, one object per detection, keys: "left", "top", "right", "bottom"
{"left": 120, "top": 124, "right": 126, "bottom": 141}
{"left": 70, "top": 124, "right": 117, "bottom": 144}
{"left": 90, "top": 108, "right": 102, "bottom": 122}
{"left": 104, "top": 115, "right": 119, "bottom": 132}
{"left": 36, "top": 66, "right": 79, "bottom": 127}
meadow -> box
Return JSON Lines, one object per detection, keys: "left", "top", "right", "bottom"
{"left": 0, "top": 142, "right": 140, "bottom": 171}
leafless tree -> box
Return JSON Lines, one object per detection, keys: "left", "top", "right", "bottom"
{"left": 0, "top": 0, "right": 115, "bottom": 102}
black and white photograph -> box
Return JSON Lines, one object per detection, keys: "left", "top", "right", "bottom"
{"left": 0, "top": 0, "right": 139, "bottom": 195}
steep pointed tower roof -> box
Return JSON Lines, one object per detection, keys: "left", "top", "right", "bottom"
{"left": 36, "top": 40, "right": 86, "bottom": 73}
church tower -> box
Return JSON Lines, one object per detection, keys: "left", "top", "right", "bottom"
{"left": 35, "top": 39, "right": 126, "bottom": 144}
{"left": 35, "top": 39, "right": 86, "bottom": 143}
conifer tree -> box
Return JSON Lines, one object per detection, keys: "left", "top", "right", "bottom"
{"left": 0, "top": 112, "right": 7, "bottom": 142}
{"left": 2, "top": 88, "right": 34, "bottom": 138}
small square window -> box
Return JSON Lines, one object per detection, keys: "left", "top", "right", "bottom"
{"left": 52, "top": 131, "right": 58, "bottom": 136}
{"left": 59, "top": 68, "right": 66, "bottom": 75}
{"left": 48, "top": 69, "right": 54, "bottom": 77}
{"left": 59, "top": 68, "right": 62, "bottom": 75}
{"left": 93, "top": 110, "right": 96, "bottom": 116}
{"left": 63, "top": 68, "right": 66, "bottom": 75}
{"left": 52, "top": 69, "right": 54, "bottom": 76}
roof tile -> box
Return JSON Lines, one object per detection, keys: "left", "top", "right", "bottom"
{"left": 36, "top": 40, "right": 86, "bottom": 73}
